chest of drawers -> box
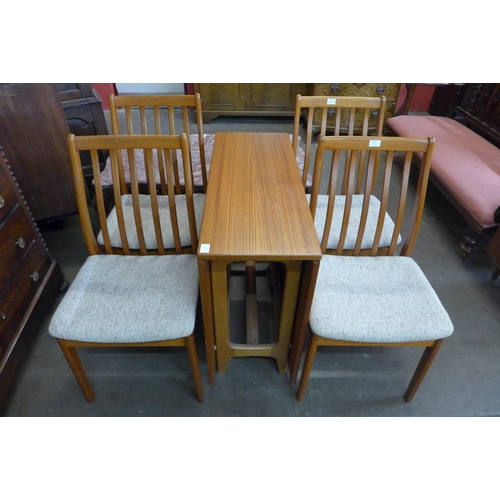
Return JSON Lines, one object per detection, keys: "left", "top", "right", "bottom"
{"left": 0, "top": 147, "right": 64, "bottom": 412}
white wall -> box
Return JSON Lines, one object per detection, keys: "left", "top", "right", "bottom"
{"left": 115, "top": 83, "right": 185, "bottom": 94}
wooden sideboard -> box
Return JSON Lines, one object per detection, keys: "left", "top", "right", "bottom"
{"left": 195, "top": 84, "right": 307, "bottom": 123}
{"left": 0, "top": 147, "right": 64, "bottom": 413}
{"left": 305, "top": 83, "right": 401, "bottom": 134}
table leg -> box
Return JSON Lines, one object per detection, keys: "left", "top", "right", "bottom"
{"left": 274, "top": 260, "right": 302, "bottom": 373}
{"left": 211, "top": 260, "right": 232, "bottom": 373}
{"left": 198, "top": 260, "right": 216, "bottom": 384}
{"left": 245, "top": 261, "right": 259, "bottom": 344}
{"left": 288, "top": 260, "right": 320, "bottom": 384}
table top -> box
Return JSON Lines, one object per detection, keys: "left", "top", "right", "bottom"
{"left": 198, "top": 132, "right": 322, "bottom": 261}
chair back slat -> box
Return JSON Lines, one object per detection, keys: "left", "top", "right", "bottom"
{"left": 163, "top": 144, "right": 182, "bottom": 253}
{"left": 125, "top": 107, "right": 134, "bottom": 135}
{"left": 144, "top": 148, "right": 167, "bottom": 254}
{"left": 92, "top": 149, "right": 112, "bottom": 253}
{"left": 194, "top": 94, "right": 208, "bottom": 189}
{"left": 293, "top": 94, "right": 387, "bottom": 192}
{"left": 353, "top": 151, "right": 377, "bottom": 254}
{"left": 179, "top": 134, "right": 198, "bottom": 253}
{"left": 67, "top": 134, "right": 197, "bottom": 256}
{"left": 389, "top": 151, "right": 412, "bottom": 254}
{"left": 128, "top": 148, "right": 147, "bottom": 254}
{"left": 139, "top": 106, "right": 148, "bottom": 134}
{"left": 311, "top": 135, "right": 435, "bottom": 257}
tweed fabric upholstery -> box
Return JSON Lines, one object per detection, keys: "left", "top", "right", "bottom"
{"left": 98, "top": 193, "right": 204, "bottom": 250}
{"left": 49, "top": 254, "right": 199, "bottom": 343}
{"left": 310, "top": 255, "right": 454, "bottom": 342}
{"left": 306, "top": 194, "right": 401, "bottom": 249}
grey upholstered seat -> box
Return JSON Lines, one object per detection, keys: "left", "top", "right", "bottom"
{"left": 98, "top": 193, "right": 205, "bottom": 250}
{"left": 306, "top": 194, "right": 401, "bottom": 250}
{"left": 49, "top": 254, "right": 199, "bottom": 343}
{"left": 309, "top": 255, "right": 454, "bottom": 342}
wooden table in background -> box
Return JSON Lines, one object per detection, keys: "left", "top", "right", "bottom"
{"left": 197, "top": 132, "right": 322, "bottom": 383}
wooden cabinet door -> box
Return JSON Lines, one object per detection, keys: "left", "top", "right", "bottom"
{"left": 245, "top": 84, "right": 299, "bottom": 113}
{"left": 196, "top": 84, "right": 246, "bottom": 112}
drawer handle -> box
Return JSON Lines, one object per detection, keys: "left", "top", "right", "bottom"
{"left": 0, "top": 196, "right": 4, "bottom": 208}
{"left": 30, "top": 271, "right": 40, "bottom": 282}
{"left": 1, "top": 312, "right": 5, "bottom": 320}
{"left": 330, "top": 84, "right": 341, "bottom": 93}
{"left": 376, "top": 85, "right": 387, "bottom": 95}
{"left": 16, "top": 237, "right": 26, "bottom": 249}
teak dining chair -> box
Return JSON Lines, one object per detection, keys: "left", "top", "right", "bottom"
{"left": 48, "top": 134, "right": 204, "bottom": 403}
{"left": 295, "top": 135, "right": 454, "bottom": 402}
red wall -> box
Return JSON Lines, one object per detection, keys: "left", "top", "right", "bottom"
{"left": 92, "top": 84, "right": 117, "bottom": 110}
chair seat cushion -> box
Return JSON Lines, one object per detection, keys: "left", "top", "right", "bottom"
{"left": 97, "top": 193, "right": 205, "bottom": 250}
{"left": 49, "top": 254, "right": 199, "bottom": 343}
{"left": 387, "top": 115, "right": 500, "bottom": 227}
{"left": 307, "top": 194, "right": 400, "bottom": 249}
{"left": 310, "top": 255, "right": 454, "bottom": 342}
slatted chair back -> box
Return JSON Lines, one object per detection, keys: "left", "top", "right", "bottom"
{"left": 108, "top": 93, "right": 208, "bottom": 194}
{"left": 68, "top": 133, "right": 198, "bottom": 256}
{"left": 310, "top": 135, "right": 435, "bottom": 256}
{"left": 292, "top": 94, "right": 386, "bottom": 190}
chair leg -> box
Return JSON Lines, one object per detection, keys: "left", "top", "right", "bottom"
{"left": 56, "top": 339, "right": 95, "bottom": 403}
{"left": 296, "top": 333, "right": 319, "bottom": 402}
{"left": 404, "top": 339, "right": 444, "bottom": 403}
{"left": 184, "top": 334, "right": 204, "bottom": 402}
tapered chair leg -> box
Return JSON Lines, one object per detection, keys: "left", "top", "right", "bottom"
{"left": 297, "top": 333, "right": 320, "bottom": 402}
{"left": 404, "top": 339, "right": 444, "bottom": 402}
{"left": 57, "top": 339, "right": 96, "bottom": 403}
{"left": 185, "top": 334, "right": 204, "bottom": 402}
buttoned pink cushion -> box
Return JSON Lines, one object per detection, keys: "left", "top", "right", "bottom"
{"left": 387, "top": 115, "right": 500, "bottom": 227}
